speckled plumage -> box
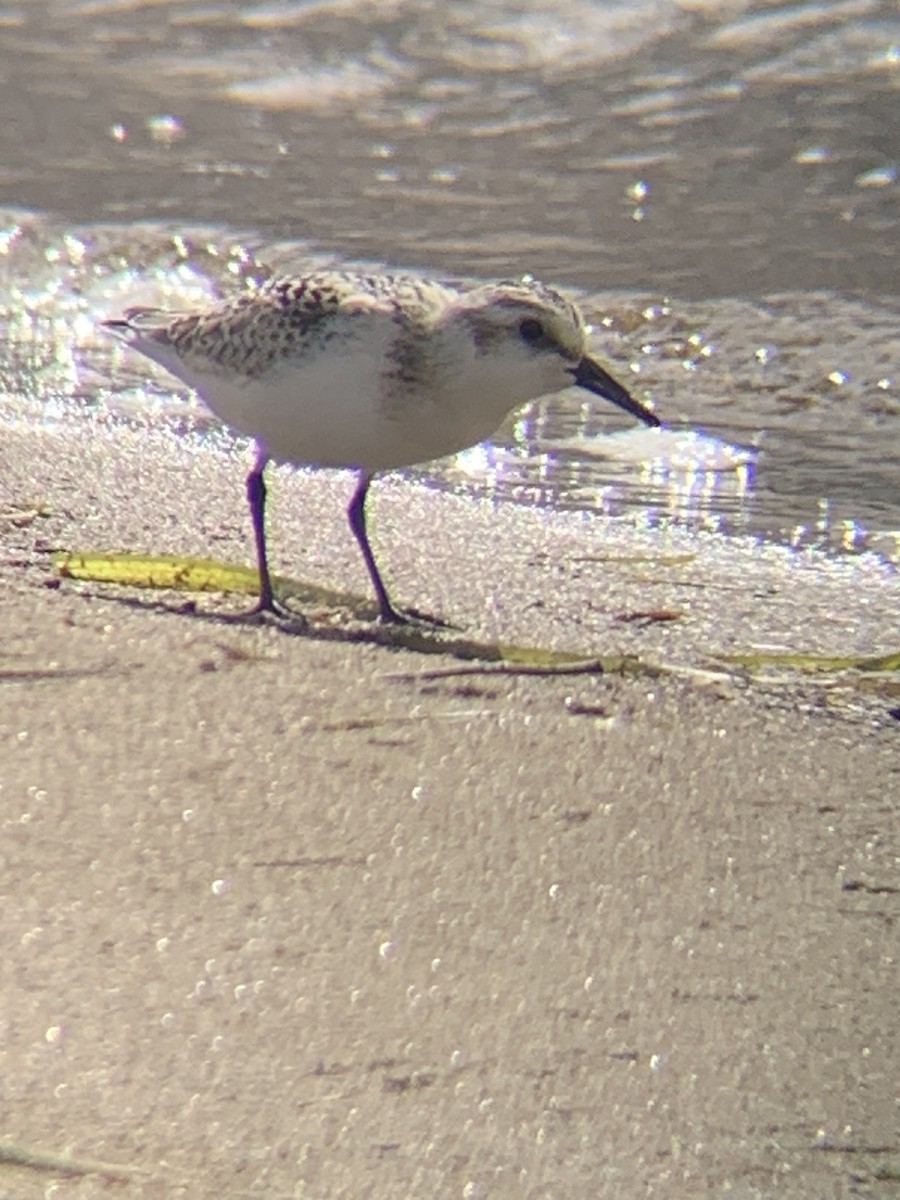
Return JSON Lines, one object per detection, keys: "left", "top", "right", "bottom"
{"left": 146, "top": 274, "right": 457, "bottom": 380}
{"left": 105, "top": 269, "right": 661, "bottom": 622}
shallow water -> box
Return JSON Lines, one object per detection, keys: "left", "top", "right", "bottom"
{"left": 0, "top": 0, "right": 898, "bottom": 561}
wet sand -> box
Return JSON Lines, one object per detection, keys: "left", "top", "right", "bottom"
{"left": 1, "top": 420, "right": 898, "bottom": 1199}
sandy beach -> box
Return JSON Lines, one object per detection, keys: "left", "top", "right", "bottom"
{"left": 1, "top": 419, "right": 897, "bottom": 1199}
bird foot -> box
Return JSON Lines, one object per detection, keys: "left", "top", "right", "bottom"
{"left": 378, "top": 603, "right": 456, "bottom": 630}
{"left": 237, "top": 595, "right": 309, "bottom": 629}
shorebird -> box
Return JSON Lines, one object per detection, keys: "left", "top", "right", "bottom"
{"left": 105, "top": 271, "right": 661, "bottom": 622}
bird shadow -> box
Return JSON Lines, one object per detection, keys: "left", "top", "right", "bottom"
{"left": 57, "top": 578, "right": 535, "bottom": 666}
{"left": 49, "top": 548, "right": 650, "bottom": 672}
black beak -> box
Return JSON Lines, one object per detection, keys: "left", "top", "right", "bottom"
{"left": 568, "top": 356, "right": 661, "bottom": 428}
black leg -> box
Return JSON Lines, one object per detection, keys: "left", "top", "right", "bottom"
{"left": 247, "top": 459, "right": 278, "bottom": 613}
{"left": 347, "top": 471, "right": 407, "bottom": 623}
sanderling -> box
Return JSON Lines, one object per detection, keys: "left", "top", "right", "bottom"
{"left": 105, "top": 270, "right": 661, "bottom": 623}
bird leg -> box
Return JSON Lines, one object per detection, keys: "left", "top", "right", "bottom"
{"left": 347, "top": 472, "right": 455, "bottom": 628}
{"left": 347, "top": 471, "right": 410, "bottom": 623}
{"left": 246, "top": 454, "right": 283, "bottom": 616}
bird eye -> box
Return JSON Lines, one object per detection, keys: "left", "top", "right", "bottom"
{"left": 518, "top": 318, "right": 544, "bottom": 345}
